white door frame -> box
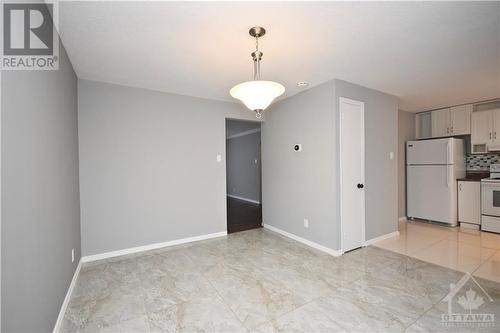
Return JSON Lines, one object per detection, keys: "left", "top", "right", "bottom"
{"left": 339, "top": 97, "right": 366, "bottom": 253}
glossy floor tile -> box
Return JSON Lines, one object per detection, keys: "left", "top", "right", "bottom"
{"left": 372, "top": 231, "right": 443, "bottom": 256}
{"left": 413, "top": 238, "right": 495, "bottom": 273}
{"left": 375, "top": 219, "right": 500, "bottom": 277}
{"left": 62, "top": 228, "right": 500, "bottom": 333}
{"left": 405, "top": 276, "right": 500, "bottom": 333}
{"left": 475, "top": 250, "right": 500, "bottom": 283}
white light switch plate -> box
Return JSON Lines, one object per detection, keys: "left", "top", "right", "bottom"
{"left": 304, "top": 219, "right": 309, "bottom": 228}
{"left": 216, "top": 154, "right": 222, "bottom": 162}
{"left": 389, "top": 152, "right": 394, "bottom": 160}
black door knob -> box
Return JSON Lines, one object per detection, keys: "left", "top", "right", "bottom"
{"left": 357, "top": 183, "right": 364, "bottom": 189}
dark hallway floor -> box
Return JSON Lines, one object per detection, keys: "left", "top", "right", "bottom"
{"left": 227, "top": 196, "right": 262, "bottom": 233}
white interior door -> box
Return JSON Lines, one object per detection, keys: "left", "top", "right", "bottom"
{"left": 340, "top": 97, "right": 365, "bottom": 252}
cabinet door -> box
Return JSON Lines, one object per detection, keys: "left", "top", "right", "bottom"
{"left": 471, "top": 110, "right": 492, "bottom": 144}
{"left": 450, "top": 105, "right": 472, "bottom": 135}
{"left": 415, "top": 112, "right": 432, "bottom": 139}
{"left": 458, "top": 181, "right": 480, "bottom": 225}
{"left": 431, "top": 108, "right": 450, "bottom": 138}
{"left": 491, "top": 108, "right": 500, "bottom": 145}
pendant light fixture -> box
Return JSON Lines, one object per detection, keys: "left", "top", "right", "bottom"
{"left": 230, "top": 26, "right": 285, "bottom": 118}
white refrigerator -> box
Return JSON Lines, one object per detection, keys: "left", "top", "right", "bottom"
{"left": 406, "top": 138, "right": 465, "bottom": 226}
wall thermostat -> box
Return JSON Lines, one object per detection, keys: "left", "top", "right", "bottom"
{"left": 293, "top": 144, "right": 302, "bottom": 152}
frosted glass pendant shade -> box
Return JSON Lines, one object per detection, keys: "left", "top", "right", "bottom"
{"left": 230, "top": 80, "right": 285, "bottom": 112}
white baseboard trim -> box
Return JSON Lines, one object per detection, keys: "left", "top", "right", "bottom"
{"left": 227, "top": 194, "right": 261, "bottom": 204}
{"left": 53, "top": 259, "right": 82, "bottom": 333}
{"left": 364, "top": 231, "right": 400, "bottom": 246}
{"left": 263, "top": 224, "right": 342, "bottom": 257}
{"left": 81, "top": 231, "right": 227, "bottom": 263}
{"left": 398, "top": 216, "right": 407, "bottom": 222}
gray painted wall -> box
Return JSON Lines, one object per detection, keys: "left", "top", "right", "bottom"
{"left": 262, "top": 81, "right": 338, "bottom": 250}
{"left": 226, "top": 131, "right": 261, "bottom": 202}
{"left": 262, "top": 79, "right": 398, "bottom": 251}
{"left": 1, "top": 41, "right": 81, "bottom": 332}
{"left": 78, "top": 80, "right": 260, "bottom": 256}
{"left": 334, "top": 79, "right": 399, "bottom": 243}
{"left": 398, "top": 110, "right": 415, "bottom": 217}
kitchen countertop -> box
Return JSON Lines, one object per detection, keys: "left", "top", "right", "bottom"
{"left": 457, "top": 171, "right": 490, "bottom": 182}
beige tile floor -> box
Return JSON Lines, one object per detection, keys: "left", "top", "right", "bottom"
{"left": 374, "top": 219, "right": 500, "bottom": 282}
{"left": 62, "top": 226, "right": 500, "bottom": 332}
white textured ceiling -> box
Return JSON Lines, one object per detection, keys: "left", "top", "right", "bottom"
{"left": 59, "top": 1, "right": 500, "bottom": 112}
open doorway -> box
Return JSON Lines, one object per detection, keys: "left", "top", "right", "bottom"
{"left": 225, "top": 119, "right": 262, "bottom": 233}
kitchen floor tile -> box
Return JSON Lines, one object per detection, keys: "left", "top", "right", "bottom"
{"left": 473, "top": 250, "right": 500, "bottom": 283}
{"left": 374, "top": 220, "right": 500, "bottom": 282}
{"left": 409, "top": 238, "right": 495, "bottom": 273}
{"left": 374, "top": 231, "right": 443, "bottom": 256}
{"left": 452, "top": 228, "right": 500, "bottom": 250}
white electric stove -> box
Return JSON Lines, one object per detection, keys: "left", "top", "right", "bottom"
{"left": 481, "top": 164, "right": 500, "bottom": 233}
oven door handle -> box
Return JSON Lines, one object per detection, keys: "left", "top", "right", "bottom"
{"left": 482, "top": 183, "right": 498, "bottom": 190}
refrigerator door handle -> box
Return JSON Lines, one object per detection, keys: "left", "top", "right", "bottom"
{"left": 445, "top": 141, "right": 450, "bottom": 188}
{"left": 446, "top": 165, "right": 449, "bottom": 188}
{"left": 446, "top": 141, "right": 451, "bottom": 165}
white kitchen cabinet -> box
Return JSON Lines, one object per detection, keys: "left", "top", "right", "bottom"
{"left": 471, "top": 110, "right": 492, "bottom": 145}
{"left": 491, "top": 108, "right": 500, "bottom": 147}
{"left": 431, "top": 108, "right": 451, "bottom": 138}
{"left": 416, "top": 112, "right": 432, "bottom": 139}
{"left": 458, "top": 181, "right": 480, "bottom": 225}
{"left": 416, "top": 104, "right": 475, "bottom": 141}
{"left": 450, "top": 104, "right": 472, "bottom": 136}
{"left": 471, "top": 108, "right": 500, "bottom": 153}
{"left": 428, "top": 105, "right": 471, "bottom": 139}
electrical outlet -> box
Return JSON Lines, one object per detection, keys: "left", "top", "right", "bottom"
{"left": 71, "top": 248, "right": 75, "bottom": 263}
{"left": 304, "top": 219, "right": 309, "bottom": 228}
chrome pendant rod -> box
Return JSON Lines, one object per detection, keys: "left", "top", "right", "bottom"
{"left": 251, "top": 44, "right": 262, "bottom": 79}
{"left": 249, "top": 27, "right": 264, "bottom": 80}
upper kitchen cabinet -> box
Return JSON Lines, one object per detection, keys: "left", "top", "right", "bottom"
{"left": 415, "top": 112, "right": 432, "bottom": 139}
{"left": 492, "top": 108, "right": 500, "bottom": 149}
{"left": 416, "top": 104, "right": 472, "bottom": 140}
{"left": 471, "top": 107, "right": 500, "bottom": 153}
{"left": 471, "top": 109, "right": 492, "bottom": 152}
{"left": 449, "top": 105, "right": 472, "bottom": 135}
{"left": 431, "top": 108, "right": 451, "bottom": 137}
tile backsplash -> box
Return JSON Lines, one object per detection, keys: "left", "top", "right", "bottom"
{"left": 466, "top": 153, "right": 500, "bottom": 171}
